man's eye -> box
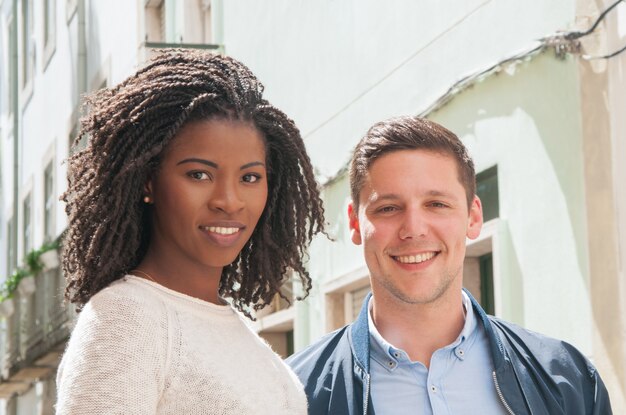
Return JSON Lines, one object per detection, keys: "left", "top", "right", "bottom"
{"left": 430, "top": 202, "right": 447, "bottom": 208}
{"left": 378, "top": 206, "right": 397, "bottom": 213}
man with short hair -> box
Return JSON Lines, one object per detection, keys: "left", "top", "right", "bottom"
{"left": 287, "top": 116, "right": 612, "bottom": 414}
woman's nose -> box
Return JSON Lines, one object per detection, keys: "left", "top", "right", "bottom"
{"left": 209, "top": 180, "right": 245, "bottom": 214}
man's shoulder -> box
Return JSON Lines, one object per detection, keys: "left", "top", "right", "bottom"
{"left": 486, "top": 316, "right": 612, "bottom": 413}
{"left": 488, "top": 316, "right": 597, "bottom": 376}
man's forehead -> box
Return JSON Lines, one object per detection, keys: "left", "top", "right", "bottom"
{"left": 363, "top": 188, "right": 459, "bottom": 204}
{"left": 358, "top": 150, "right": 465, "bottom": 205}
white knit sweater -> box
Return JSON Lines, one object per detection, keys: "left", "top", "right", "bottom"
{"left": 56, "top": 276, "right": 307, "bottom": 414}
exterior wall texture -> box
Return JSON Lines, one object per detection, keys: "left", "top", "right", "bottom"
{"left": 0, "top": 0, "right": 624, "bottom": 412}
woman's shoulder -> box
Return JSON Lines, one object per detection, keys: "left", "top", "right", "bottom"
{"left": 79, "top": 275, "right": 169, "bottom": 327}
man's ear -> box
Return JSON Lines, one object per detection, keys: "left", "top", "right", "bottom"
{"left": 348, "top": 202, "right": 362, "bottom": 245}
{"left": 466, "top": 196, "right": 483, "bottom": 240}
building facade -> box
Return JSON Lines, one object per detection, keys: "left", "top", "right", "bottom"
{"left": 0, "top": 0, "right": 624, "bottom": 413}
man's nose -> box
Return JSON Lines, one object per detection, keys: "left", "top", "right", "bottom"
{"left": 398, "top": 207, "right": 428, "bottom": 240}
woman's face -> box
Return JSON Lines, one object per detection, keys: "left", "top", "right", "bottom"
{"left": 146, "top": 119, "right": 268, "bottom": 275}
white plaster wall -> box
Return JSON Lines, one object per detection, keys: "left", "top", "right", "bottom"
{"left": 18, "top": 0, "right": 76, "bottom": 258}
{"left": 1, "top": 1, "right": 17, "bottom": 278}
{"left": 86, "top": 0, "right": 141, "bottom": 86}
{"left": 221, "top": 0, "right": 578, "bottom": 180}
{"left": 0, "top": 0, "right": 142, "bottom": 412}
{"left": 16, "top": 0, "right": 140, "bottom": 259}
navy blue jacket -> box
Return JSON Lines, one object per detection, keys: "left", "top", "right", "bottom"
{"left": 287, "top": 290, "right": 612, "bottom": 415}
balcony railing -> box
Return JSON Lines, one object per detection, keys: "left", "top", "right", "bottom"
{"left": 0, "top": 254, "right": 74, "bottom": 399}
{"left": 255, "top": 279, "right": 295, "bottom": 319}
{"left": 140, "top": 41, "right": 223, "bottom": 64}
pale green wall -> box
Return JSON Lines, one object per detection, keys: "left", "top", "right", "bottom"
{"left": 297, "top": 52, "right": 593, "bottom": 354}
{"left": 429, "top": 52, "right": 591, "bottom": 352}
{"left": 297, "top": 174, "right": 364, "bottom": 347}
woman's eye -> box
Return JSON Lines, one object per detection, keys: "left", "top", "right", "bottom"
{"left": 188, "top": 171, "right": 210, "bottom": 180}
{"left": 242, "top": 173, "right": 261, "bottom": 183}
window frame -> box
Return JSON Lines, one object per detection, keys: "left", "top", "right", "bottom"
{"left": 20, "top": 0, "right": 35, "bottom": 93}
{"left": 43, "top": 0, "right": 57, "bottom": 70}
{"left": 43, "top": 157, "right": 56, "bottom": 243}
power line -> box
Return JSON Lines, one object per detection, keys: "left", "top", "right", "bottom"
{"left": 565, "top": 0, "right": 624, "bottom": 40}
{"left": 562, "top": 0, "right": 626, "bottom": 60}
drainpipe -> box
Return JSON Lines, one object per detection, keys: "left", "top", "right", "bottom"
{"left": 211, "top": 0, "right": 224, "bottom": 51}
{"left": 78, "top": 0, "right": 87, "bottom": 98}
{"left": 11, "top": 0, "right": 18, "bottom": 275}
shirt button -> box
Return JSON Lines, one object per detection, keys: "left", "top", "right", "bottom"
{"left": 388, "top": 361, "right": 396, "bottom": 368}
{"left": 393, "top": 352, "right": 400, "bottom": 358}
{"left": 430, "top": 385, "right": 437, "bottom": 393}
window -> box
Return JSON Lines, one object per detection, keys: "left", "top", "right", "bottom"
{"left": 322, "top": 266, "right": 370, "bottom": 332}
{"left": 286, "top": 330, "right": 294, "bottom": 356}
{"left": 478, "top": 253, "right": 495, "bottom": 314}
{"left": 44, "top": 161, "right": 55, "bottom": 242}
{"left": 68, "top": 118, "right": 85, "bottom": 154}
{"left": 23, "top": 193, "right": 33, "bottom": 256}
{"left": 200, "top": 0, "right": 212, "bottom": 44}
{"left": 7, "top": 217, "right": 16, "bottom": 275}
{"left": 476, "top": 166, "right": 499, "bottom": 222}
{"left": 66, "top": 0, "right": 78, "bottom": 22}
{"left": 185, "top": 0, "right": 213, "bottom": 43}
{"left": 43, "top": 0, "right": 57, "bottom": 68}
{"left": 8, "top": 15, "right": 16, "bottom": 115}
{"left": 349, "top": 285, "right": 370, "bottom": 321}
{"left": 21, "top": 0, "right": 35, "bottom": 89}
{"left": 463, "top": 220, "right": 499, "bottom": 315}
{"left": 145, "top": 0, "right": 165, "bottom": 42}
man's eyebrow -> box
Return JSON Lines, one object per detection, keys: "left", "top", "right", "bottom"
{"left": 425, "top": 190, "right": 456, "bottom": 199}
{"left": 367, "top": 193, "right": 401, "bottom": 203}
{"left": 368, "top": 190, "right": 458, "bottom": 203}
{"left": 176, "top": 158, "right": 218, "bottom": 168}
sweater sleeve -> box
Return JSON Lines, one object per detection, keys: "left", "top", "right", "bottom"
{"left": 56, "top": 283, "right": 169, "bottom": 415}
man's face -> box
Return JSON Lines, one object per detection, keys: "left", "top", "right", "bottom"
{"left": 349, "top": 149, "right": 482, "bottom": 306}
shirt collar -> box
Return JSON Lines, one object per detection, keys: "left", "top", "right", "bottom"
{"left": 368, "top": 291, "right": 477, "bottom": 368}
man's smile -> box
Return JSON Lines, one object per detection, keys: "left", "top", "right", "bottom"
{"left": 392, "top": 251, "right": 439, "bottom": 264}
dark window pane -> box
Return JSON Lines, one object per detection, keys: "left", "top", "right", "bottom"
{"left": 477, "top": 166, "right": 499, "bottom": 222}
{"left": 479, "top": 253, "right": 495, "bottom": 315}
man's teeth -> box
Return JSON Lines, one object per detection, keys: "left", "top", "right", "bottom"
{"left": 204, "top": 226, "right": 239, "bottom": 235}
{"left": 395, "top": 252, "right": 436, "bottom": 264}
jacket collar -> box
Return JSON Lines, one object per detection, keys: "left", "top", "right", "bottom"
{"left": 350, "top": 292, "right": 372, "bottom": 373}
{"left": 349, "top": 289, "right": 506, "bottom": 373}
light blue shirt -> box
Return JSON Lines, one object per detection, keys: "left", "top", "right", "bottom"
{"left": 368, "top": 292, "right": 506, "bottom": 414}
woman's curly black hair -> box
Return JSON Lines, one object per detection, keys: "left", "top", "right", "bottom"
{"left": 62, "top": 49, "right": 326, "bottom": 316}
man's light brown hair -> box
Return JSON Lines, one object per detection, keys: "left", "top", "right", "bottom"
{"left": 349, "top": 116, "right": 476, "bottom": 208}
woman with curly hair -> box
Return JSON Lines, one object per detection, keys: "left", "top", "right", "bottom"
{"left": 56, "top": 50, "right": 325, "bottom": 414}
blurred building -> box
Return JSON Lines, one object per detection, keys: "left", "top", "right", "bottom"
{"left": 0, "top": 0, "right": 624, "bottom": 413}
